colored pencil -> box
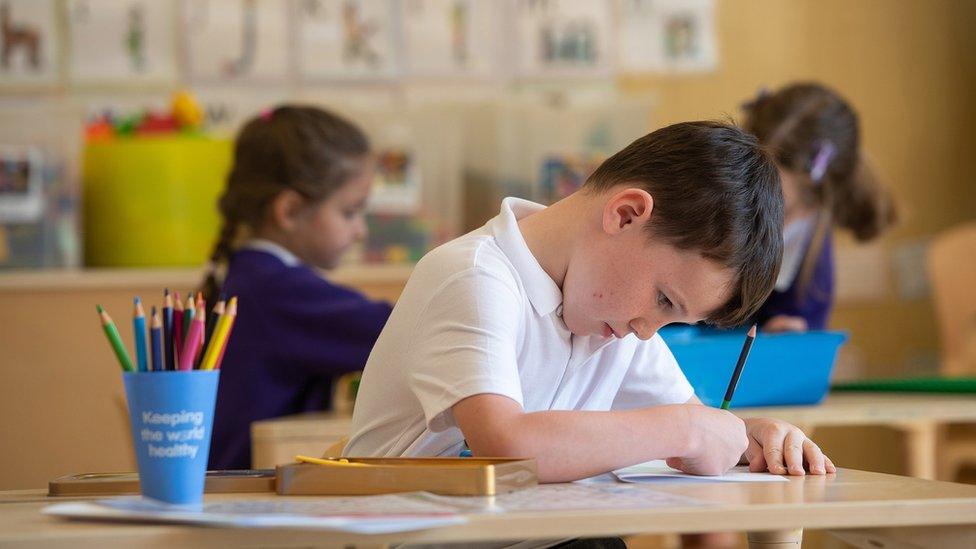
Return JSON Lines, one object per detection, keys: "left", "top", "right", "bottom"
{"left": 96, "top": 305, "right": 134, "bottom": 372}
{"left": 195, "top": 292, "right": 206, "bottom": 360}
{"left": 179, "top": 304, "right": 206, "bottom": 371}
{"left": 150, "top": 306, "right": 163, "bottom": 372}
{"left": 163, "top": 289, "right": 174, "bottom": 371}
{"left": 720, "top": 325, "right": 757, "bottom": 410}
{"left": 172, "top": 291, "right": 184, "bottom": 364}
{"left": 205, "top": 298, "right": 225, "bottom": 355}
{"left": 201, "top": 297, "right": 236, "bottom": 371}
{"left": 132, "top": 297, "right": 148, "bottom": 372}
{"left": 213, "top": 300, "right": 238, "bottom": 370}
{"left": 182, "top": 294, "right": 195, "bottom": 345}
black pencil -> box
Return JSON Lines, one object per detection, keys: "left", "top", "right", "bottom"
{"left": 721, "top": 324, "right": 757, "bottom": 410}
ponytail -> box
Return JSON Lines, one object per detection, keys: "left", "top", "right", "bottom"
{"left": 830, "top": 159, "right": 898, "bottom": 242}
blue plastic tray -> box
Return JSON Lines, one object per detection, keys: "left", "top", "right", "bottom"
{"left": 659, "top": 326, "right": 848, "bottom": 408}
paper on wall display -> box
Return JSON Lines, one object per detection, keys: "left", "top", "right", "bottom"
{"left": 0, "top": 0, "right": 60, "bottom": 86}
{"left": 183, "top": 0, "right": 289, "bottom": 81}
{"left": 402, "top": 0, "right": 497, "bottom": 77}
{"left": 67, "top": 0, "right": 177, "bottom": 84}
{"left": 513, "top": 0, "right": 614, "bottom": 77}
{"left": 617, "top": 0, "right": 718, "bottom": 73}
{"left": 614, "top": 460, "right": 787, "bottom": 483}
{"left": 43, "top": 493, "right": 467, "bottom": 534}
{"left": 296, "top": 0, "right": 398, "bottom": 80}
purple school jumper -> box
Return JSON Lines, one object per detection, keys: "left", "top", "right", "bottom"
{"left": 208, "top": 248, "right": 392, "bottom": 470}
{"left": 754, "top": 231, "right": 834, "bottom": 331}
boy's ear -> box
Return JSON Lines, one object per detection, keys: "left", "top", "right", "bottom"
{"left": 602, "top": 187, "right": 654, "bottom": 235}
{"left": 268, "top": 189, "right": 308, "bottom": 233}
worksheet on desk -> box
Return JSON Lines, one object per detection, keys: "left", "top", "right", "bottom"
{"left": 43, "top": 494, "right": 466, "bottom": 534}
{"left": 614, "top": 460, "right": 787, "bottom": 483}
{"left": 416, "top": 483, "right": 709, "bottom": 513}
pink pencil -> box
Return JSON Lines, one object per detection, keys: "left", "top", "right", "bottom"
{"left": 178, "top": 304, "right": 206, "bottom": 371}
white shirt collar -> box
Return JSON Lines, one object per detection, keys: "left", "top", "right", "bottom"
{"left": 242, "top": 239, "right": 302, "bottom": 267}
{"left": 775, "top": 214, "right": 817, "bottom": 291}
{"left": 490, "top": 197, "right": 564, "bottom": 317}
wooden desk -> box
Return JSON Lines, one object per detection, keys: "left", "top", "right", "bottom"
{"left": 2, "top": 469, "right": 975, "bottom": 548}
{"left": 251, "top": 394, "right": 976, "bottom": 479}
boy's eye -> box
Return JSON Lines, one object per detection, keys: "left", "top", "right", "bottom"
{"left": 657, "top": 292, "right": 673, "bottom": 310}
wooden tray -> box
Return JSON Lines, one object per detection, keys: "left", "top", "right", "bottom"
{"left": 277, "top": 457, "right": 537, "bottom": 496}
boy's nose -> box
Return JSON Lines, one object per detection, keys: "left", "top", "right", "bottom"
{"left": 628, "top": 318, "right": 661, "bottom": 340}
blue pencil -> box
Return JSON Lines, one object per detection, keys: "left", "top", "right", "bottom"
{"left": 163, "top": 289, "right": 174, "bottom": 371}
{"left": 133, "top": 297, "right": 148, "bottom": 372}
{"left": 150, "top": 306, "right": 163, "bottom": 372}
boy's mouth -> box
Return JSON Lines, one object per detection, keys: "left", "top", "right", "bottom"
{"left": 602, "top": 323, "right": 621, "bottom": 339}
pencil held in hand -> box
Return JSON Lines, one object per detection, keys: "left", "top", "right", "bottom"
{"left": 721, "top": 325, "right": 757, "bottom": 410}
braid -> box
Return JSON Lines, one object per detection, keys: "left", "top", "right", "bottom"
{"left": 199, "top": 216, "right": 238, "bottom": 312}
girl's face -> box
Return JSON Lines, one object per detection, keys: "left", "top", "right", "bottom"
{"left": 779, "top": 168, "right": 814, "bottom": 224}
{"left": 292, "top": 165, "right": 375, "bottom": 269}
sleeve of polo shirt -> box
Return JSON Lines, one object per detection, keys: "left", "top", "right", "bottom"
{"left": 610, "top": 334, "right": 695, "bottom": 410}
{"left": 407, "top": 267, "right": 525, "bottom": 432}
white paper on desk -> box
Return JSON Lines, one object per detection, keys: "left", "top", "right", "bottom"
{"left": 614, "top": 460, "right": 787, "bottom": 483}
{"left": 416, "top": 482, "right": 709, "bottom": 513}
{"left": 43, "top": 494, "right": 466, "bottom": 534}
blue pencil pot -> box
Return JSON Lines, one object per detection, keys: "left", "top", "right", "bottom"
{"left": 122, "top": 371, "right": 219, "bottom": 506}
{"left": 660, "top": 327, "right": 847, "bottom": 407}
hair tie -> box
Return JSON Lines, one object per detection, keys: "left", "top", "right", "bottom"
{"left": 809, "top": 140, "right": 836, "bottom": 183}
{"left": 260, "top": 108, "right": 274, "bottom": 122}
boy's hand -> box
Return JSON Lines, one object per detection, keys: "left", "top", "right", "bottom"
{"left": 666, "top": 406, "right": 748, "bottom": 476}
{"left": 742, "top": 417, "right": 836, "bottom": 475}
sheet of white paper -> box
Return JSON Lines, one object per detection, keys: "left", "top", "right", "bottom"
{"left": 43, "top": 494, "right": 466, "bottom": 534}
{"left": 614, "top": 460, "right": 787, "bottom": 483}
{"left": 416, "top": 483, "right": 709, "bottom": 512}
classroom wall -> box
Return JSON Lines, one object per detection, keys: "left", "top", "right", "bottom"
{"left": 618, "top": 0, "right": 976, "bottom": 475}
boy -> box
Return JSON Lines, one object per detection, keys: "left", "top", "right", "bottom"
{"left": 345, "top": 121, "right": 835, "bottom": 482}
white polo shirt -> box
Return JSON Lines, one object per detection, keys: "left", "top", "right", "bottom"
{"left": 344, "top": 197, "right": 694, "bottom": 457}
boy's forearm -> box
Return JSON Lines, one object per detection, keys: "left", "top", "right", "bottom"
{"left": 468, "top": 405, "right": 694, "bottom": 482}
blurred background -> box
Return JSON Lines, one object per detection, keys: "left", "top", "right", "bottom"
{"left": 0, "top": 0, "right": 973, "bottom": 523}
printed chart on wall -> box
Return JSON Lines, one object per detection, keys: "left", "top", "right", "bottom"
{"left": 67, "top": 0, "right": 177, "bottom": 85}
{"left": 513, "top": 0, "right": 614, "bottom": 78}
{"left": 617, "top": 0, "right": 717, "bottom": 73}
{"left": 296, "top": 0, "right": 398, "bottom": 81}
{"left": 0, "top": 0, "right": 60, "bottom": 87}
{"left": 402, "top": 0, "right": 497, "bottom": 78}
{"left": 183, "top": 0, "right": 289, "bottom": 82}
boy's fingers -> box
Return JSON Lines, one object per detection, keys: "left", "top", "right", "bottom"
{"left": 745, "top": 436, "right": 766, "bottom": 472}
{"left": 803, "top": 438, "right": 826, "bottom": 474}
{"left": 666, "top": 457, "right": 684, "bottom": 471}
{"left": 762, "top": 439, "right": 787, "bottom": 475}
{"left": 825, "top": 456, "right": 837, "bottom": 473}
{"left": 783, "top": 430, "right": 806, "bottom": 475}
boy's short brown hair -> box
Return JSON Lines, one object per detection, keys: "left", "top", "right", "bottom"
{"left": 584, "top": 121, "right": 783, "bottom": 328}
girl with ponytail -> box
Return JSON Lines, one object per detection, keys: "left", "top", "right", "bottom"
{"left": 743, "top": 82, "right": 898, "bottom": 332}
{"left": 202, "top": 105, "right": 392, "bottom": 469}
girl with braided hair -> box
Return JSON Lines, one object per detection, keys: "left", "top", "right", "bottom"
{"left": 201, "top": 105, "right": 392, "bottom": 469}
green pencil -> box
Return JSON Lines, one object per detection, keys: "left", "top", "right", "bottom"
{"left": 721, "top": 324, "right": 757, "bottom": 410}
{"left": 97, "top": 305, "right": 135, "bottom": 372}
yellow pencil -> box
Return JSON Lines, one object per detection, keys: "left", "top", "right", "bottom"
{"left": 200, "top": 296, "right": 236, "bottom": 370}
{"left": 295, "top": 455, "right": 371, "bottom": 467}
